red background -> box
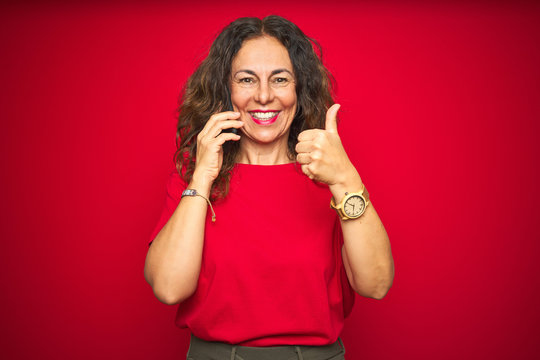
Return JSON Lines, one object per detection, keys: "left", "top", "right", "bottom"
{"left": 1, "top": 1, "right": 539, "bottom": 359}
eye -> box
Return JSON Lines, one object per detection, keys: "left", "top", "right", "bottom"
{"left": 271, "top": 77, "right": 291, "bottom": 87}
{"left": 239, "top": 77, "right": 254, "bottom": 84}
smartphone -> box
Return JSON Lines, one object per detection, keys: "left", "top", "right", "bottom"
{"left": 222, "top": 86, "right": 238, "bottom": 135}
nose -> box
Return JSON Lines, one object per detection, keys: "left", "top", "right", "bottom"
{"left": 253, "top": 80, "right": 274, "bottom": 104}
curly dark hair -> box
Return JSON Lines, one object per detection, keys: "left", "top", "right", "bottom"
{"left": 174, "top": 15, "right": 335, "bottom": 200}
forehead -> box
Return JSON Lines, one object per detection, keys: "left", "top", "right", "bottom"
{"left": 231, "top": 36, "right": 293, "bottom": 73}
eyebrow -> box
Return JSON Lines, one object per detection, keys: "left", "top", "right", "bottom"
{"left": 234, "top": 68, "right": 294, "bottom": 77}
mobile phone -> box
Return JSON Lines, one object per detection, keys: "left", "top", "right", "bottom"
{"left": 222, "top": 86, "right": 238, "bottom": 135}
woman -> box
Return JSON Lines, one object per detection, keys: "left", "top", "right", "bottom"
{"left": 145, "top": 15, "right": 394, "bottom": 360}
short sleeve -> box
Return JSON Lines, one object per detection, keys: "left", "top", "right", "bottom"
{"left": 148, "top": 170, "right": 188, "bottom": 246}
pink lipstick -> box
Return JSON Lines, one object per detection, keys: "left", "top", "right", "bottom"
{"left": 249, "top": 110, "right": 280, "bottom": 126}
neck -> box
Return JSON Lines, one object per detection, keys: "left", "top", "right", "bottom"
{"left": 236, "top": 137, "right": 293, "bottom": 165}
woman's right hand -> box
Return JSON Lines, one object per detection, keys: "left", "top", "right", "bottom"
{"left": 192, "top": 111, "right": 243, "bottom": 190}
{"left": 146, "top": 112, "right": 242, "bottom": 305}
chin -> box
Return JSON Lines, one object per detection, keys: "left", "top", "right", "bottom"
{"left": 245, "top": 128, "right": 287, "bottom": 144}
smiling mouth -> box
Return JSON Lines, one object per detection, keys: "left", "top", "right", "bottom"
{"left": 249, "top": 111, "right": 280, "bottom": 125}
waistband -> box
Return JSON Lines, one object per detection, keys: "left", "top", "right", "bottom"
{"left": 187, "top": 333, "right": 346, "bottom": 360}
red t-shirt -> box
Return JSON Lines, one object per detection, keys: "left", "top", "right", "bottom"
{"left": 149, "top": 162, "right": 356, "bottom": 346}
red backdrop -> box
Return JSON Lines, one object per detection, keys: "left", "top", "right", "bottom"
{"left": 1, "top": 1, "right": 539, "bottom": 359}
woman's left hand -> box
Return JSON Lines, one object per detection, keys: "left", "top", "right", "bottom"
{"left": 296, "top": 104, "right": 360, "bottom": 187}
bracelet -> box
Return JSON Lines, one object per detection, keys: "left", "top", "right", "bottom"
{"left": 181, "top": 189, "right": 216, "bottom": 222}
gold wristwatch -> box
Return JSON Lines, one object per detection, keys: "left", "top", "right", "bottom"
{"left": 330, "top": 185, "right": 370, "bottom": 220}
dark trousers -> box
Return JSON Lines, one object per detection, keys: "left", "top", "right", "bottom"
{"left": 186, "top": 333, "right": 346, "bottom": 360}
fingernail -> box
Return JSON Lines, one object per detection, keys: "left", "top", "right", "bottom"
{"left": 233, "top": 112, "right": 240, "bottom": 115}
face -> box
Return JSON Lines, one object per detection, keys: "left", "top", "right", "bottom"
{"left": 230, "top": 35, "right": 297, "bottom": 146}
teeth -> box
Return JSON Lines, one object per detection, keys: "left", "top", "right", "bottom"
{"left": 251, "top": 111, "right": 278, "bottom": 120}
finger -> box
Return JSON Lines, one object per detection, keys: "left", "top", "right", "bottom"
{"left": 296, "top": 153, "right": 311, "bottom": 164}
{"left": 200, "top": 111, "right": 241, "bottom": 138}
{"left": 298, "top": 129, "right": 321, "bottom": 142}
{"left": 301, "top": 164, "right": 314, "bottom": 180}
{"left": 214, "top": 132, "right": 241, "bottom": 146}
{"left": 325, "top": 104, "right": 340, "bottom": 134}
{"left": 207, "top": 120, "right": 244, "bottom": 138}
{"left": 295, "top": 140, "right": 315, "bottom": 154}
{"left": 212, "top": 111, "right": 241, "bottom": 121}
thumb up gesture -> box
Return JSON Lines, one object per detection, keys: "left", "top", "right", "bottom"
{"left": 296, "top": 104, "right": 360, "bottom": 187}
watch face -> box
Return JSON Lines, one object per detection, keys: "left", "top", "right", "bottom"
{"left": 344, "top": 195, "right": 366, "bottom": 218}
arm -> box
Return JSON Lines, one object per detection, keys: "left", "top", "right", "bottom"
{"left": 143, "top": 177, "right": 211, "bottom": 305}
{"left": 144, "top": 112, "right": 243, "bottom": 305}
{"left": 331, "top": 170, "right": 394, "bottom": 300}
{"left": 296, "top": 104, "right": 394, "bottom": 300}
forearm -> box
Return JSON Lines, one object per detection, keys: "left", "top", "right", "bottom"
{"left": 341, "top": 204, "right": 394, "bottom": 299}
{"left": 331, "top": 171, "right": 394, "bottom": 300}
{"left": 144, "top": 178, "right": 211, "bottom": 305}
